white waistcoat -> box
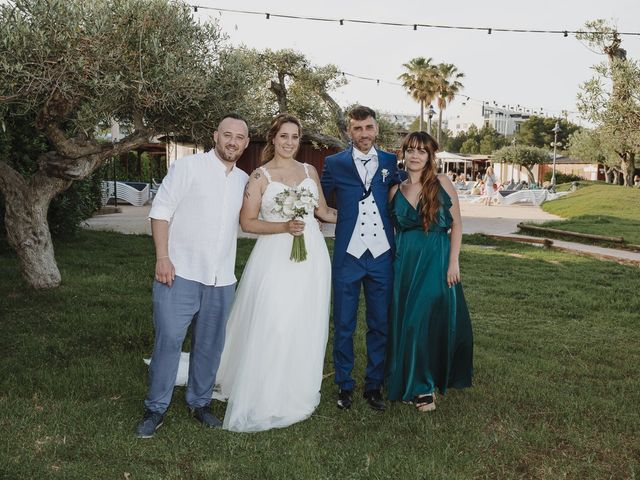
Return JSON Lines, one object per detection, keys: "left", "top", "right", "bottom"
{"left": 346, "top": 192, "right": 390, "bottom": 259}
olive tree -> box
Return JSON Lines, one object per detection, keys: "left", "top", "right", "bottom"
{"left": 577, "top": 20, "right": 640, "bottom": 186}
{"left": 226, "top": 47, "right": 348, "bottom": 147}
{"left": 492, "top": 145, "right": 550, "bottom": 183}
{"left": 566, "top": 128, "right": 620, "bottom": 183}
{"left": 0, "top": 0, "right": 244, "bottom": 288}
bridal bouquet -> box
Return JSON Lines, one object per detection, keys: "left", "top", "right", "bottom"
{"left": 272, "top": 187, "right": 318, "bottom": 262}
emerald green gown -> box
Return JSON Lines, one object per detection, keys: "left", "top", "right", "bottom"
{"left": 385, "top": 186, "right": 473, "bottom": 401}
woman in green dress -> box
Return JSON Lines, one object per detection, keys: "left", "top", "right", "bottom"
{"left": 385, "top": 131, "right": 473, "bottom": 412}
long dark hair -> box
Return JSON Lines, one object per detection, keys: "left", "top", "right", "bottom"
{"left": 261, "top": 113, "right": 302, "bottom": 164}
{"left": 401, "top": 131, "right": 440, "bottom": 231}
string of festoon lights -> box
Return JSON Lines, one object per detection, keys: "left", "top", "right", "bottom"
{"left": 191, "top": 4, "right": 599, "bottom": 119}
{"left": 189, "top": 4, "right": 640, "bottom": 37}
{"left": 339, "top": 72, "right": 579, "bottom": 120}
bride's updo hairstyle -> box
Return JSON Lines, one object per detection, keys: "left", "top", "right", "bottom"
{"left": 401, "top": 131, "right": 440, "bottom": 231}
{"left": 261, "top": 113, "right": 302, "bottom": 164}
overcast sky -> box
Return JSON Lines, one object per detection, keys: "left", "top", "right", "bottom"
{"left": 194, "top": 0, "right": 639, "bottom": 125}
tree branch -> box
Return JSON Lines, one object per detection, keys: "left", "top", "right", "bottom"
{"left": 303, "top": 131, "right": 346, "bottom": 150}
{"left": 108, "top": 130, "right": 151, "bottom": 158}
{"left": 41, "top": 111, "right": 151, "bottom": 181}
{"left": 132, "top": 111, "right": 145, "bottom": 132}
{"left": 318, "top": 90, "right": 349, "bottom": 144}
{"left": 42, "top": 128, "right": 151, "bottom": 181}
{"left": 44, "top": 123, "right": 105, "bottom": 159}
{"left": 0, "top": 94, "right": 21, "bottom": 102}
{"left": 270, "top": 72, "right": 288, "bottom": 113}
{"left": 0, "top": 160, "right": 28, "bottom": 196}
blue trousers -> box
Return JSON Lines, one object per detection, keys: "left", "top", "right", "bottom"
{"left": 332, "top": 250, "right": 393, "bottom": 392}
{"left": 144, "top": 276, "right": 235, "bottom": 414}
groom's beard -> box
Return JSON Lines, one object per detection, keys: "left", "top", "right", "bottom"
{"left": 353, "top": 137, "right": 375, "bottom": 152}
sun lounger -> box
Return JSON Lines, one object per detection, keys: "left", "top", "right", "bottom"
{"left": 101, "top": 181, "right": 151, "bottom": 207}
{"left": 496, "top": 189, "right": 549, "bottom": 206}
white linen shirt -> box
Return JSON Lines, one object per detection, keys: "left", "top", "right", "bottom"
{"left": 149, "top": 150, "right": 248, "bottom": 286}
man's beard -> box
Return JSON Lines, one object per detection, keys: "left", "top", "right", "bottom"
{"left": 216, "top": 145, "right": 239, "bottom": 162}
{"left": 355, "top": 139, "right": 374, "bottom": 151}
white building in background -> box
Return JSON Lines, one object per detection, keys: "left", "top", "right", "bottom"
{"left": 447, "top": 101, "right": 550, "bottom": 137}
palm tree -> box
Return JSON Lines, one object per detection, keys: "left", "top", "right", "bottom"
{"left": 434, "top": 63, "right": 465, "bottom": 144}
{"left": 399, "top": 57, "right": 438, "bottom": 131}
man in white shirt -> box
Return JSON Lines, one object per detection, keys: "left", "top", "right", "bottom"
{"left": 136, "top": 114, "right": 250, "bottom": 438}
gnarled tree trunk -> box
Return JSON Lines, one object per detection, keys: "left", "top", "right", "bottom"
{"left": 318, "top": 90, "right": 349, "bottom": 145}
{"left": 620, "top": 152, "right": 635, "bottom": 186}
{"left": 0, "top": 123, "right": 148, "bottom": 289}
{"left": 524, "top": 166, "right": 536, "bottom": 184}
{"left": 612, "top": 169, "right": 621, "bottom": 185}
{"left": 270, "top": 72, "right": 288, "bottom": 114}
{"left": 603, "top": 166, "right": 613, "bottom": 183}
{"left": 0, "top": 163, "right": 70, "bottom": 289}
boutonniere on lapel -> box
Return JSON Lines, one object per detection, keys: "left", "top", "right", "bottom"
{"left": 381, "top": 169, "right": 389, "bottom": 183}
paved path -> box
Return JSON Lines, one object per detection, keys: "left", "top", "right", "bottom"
{"left": 458, "top": 202, "right": 562, "bottom": 235}
{"left": 83, "top": 202, "right": 640, "bottom": 266}
{"left": 84, "top": 205, "right": 152, "bottom": 235}
{"left": 493, "top": 234, "right": 640, "bottom": 266}
{"left": 83, "top": 201, "right": 563, "bottom": 237}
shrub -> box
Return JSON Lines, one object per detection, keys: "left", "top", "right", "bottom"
{"left": 48, "top": 171, "right": 104, "bottom": 237}
{"left": 544, "top": 171, "right": 583, "bottom": 184}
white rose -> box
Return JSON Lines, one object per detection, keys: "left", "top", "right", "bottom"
{"left": 282, "top": 196, "right": 295, "bottom": 217}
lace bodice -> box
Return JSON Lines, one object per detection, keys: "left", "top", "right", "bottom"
{"left": 259, "top": 165, "right": 319, "bottom": 222}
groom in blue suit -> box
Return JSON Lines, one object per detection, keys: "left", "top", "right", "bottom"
{"left": 321, "top": 106, "right": 398, "bottom": 411}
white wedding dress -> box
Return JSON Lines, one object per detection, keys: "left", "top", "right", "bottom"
{"left": 213, "top": 164, "right": 331, "bottom": 432}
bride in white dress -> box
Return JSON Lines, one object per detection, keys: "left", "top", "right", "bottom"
{"left": 214, "top": 113, "right": 336, "bottom": 432}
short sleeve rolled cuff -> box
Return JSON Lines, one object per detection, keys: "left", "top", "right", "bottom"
{"left": 149, "top": 151, "right": 249, "bottom": 286}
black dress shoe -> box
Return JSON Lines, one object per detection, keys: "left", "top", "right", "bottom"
{"left": 337, "top": 389, "right": 353, "bottom": 409}
{"left": 363, "top": 389, "right": 386, "bottom": 411}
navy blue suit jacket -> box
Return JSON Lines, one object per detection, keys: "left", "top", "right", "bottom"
{"left": 321, "top": 147, "right": 398, "bottom": 267}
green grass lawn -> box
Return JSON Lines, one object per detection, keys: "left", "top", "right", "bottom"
{"left": 1, "top": 232, "right": 639, "bottom": 479}
{"left": 537, "top": 183, "right": 640, "bottom": 245}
